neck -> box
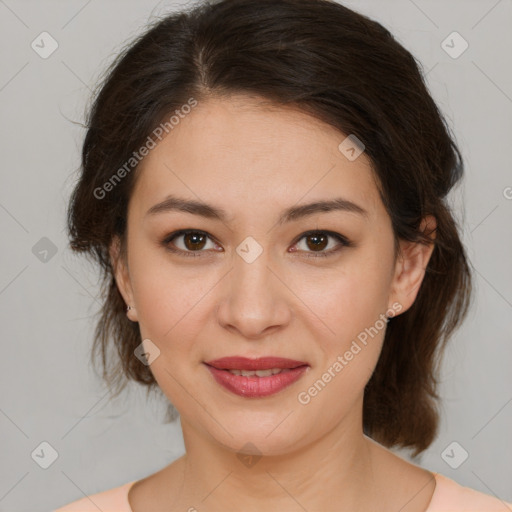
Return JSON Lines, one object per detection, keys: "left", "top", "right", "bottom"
{"left": 173, "top": 404, "right": 380, "bottom": 511}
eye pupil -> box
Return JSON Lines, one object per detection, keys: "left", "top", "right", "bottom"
{"left": 306, "top": 233, "right": 328, "bottom": 251}
{"left": 184, "top": 232, "right": 206, "bottom": 250}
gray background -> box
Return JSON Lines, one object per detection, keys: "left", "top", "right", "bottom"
{"left": 0, "top": 0, "right": 511, "bottom": 510}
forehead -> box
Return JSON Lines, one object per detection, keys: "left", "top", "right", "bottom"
{"left": 130, "top": 94, "right": 381, "bottom": 222}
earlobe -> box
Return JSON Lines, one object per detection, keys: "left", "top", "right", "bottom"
{"left": 388, "top": 215, "right": 437, "bottom": 315}
{"left": 109, "top": 236, "right": 137, "bottom": 321}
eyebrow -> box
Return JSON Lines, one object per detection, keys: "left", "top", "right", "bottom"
{"left": 145, "top": 194, "right": 369, "bottom": 224}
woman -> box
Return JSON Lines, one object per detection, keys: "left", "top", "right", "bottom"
{"left": 54, "top": 0, "right": 511, "bottom": 510}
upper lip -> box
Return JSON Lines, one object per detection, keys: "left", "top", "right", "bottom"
{"left": 204, "top": 356, "right": 309, "bottom": 371}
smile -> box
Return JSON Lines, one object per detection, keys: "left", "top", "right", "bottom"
{"left": 203, "top": 356, "right": 310, "bottom": 398}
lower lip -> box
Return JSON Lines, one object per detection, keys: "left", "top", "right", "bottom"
{"left": 205, "top": 364, "right": 309, "bottom": 398}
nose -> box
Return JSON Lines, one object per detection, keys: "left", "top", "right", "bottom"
{"left": 215, "top": 249, "right": 291, "bottom": 340}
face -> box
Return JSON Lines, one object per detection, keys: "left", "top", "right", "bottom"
{"left": 111, "top": 94, "right": 435, "bottom": 456}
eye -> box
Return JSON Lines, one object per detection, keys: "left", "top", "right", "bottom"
{"left": 291, "top": 230, "right": 352, "bottom": 258}
{"left": 162, "top": 229, "right": 352, "bottom": 259}
{"left": 162, "top": 229, "right": 220, "bottom": 258}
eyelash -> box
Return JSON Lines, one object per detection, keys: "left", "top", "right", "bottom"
{"left": 161, "top": 229, "right": 353, "bottom": 259}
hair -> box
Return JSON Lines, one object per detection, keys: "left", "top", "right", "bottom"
{"left": 67, "top": 0, "right": 473, "bottom": 458}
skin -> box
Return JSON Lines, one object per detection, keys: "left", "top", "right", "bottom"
{"left": 110, "top": 94, "right": 438, "bottom": 511}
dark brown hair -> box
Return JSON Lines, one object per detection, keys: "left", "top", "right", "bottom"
{"left": 67, "top": 0, "right": 473, "bottom": 457}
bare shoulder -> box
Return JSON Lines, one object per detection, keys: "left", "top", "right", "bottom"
{"left": 428, "top": 473, "right": 512, "bottom": 511}
{"left": 366, "top": 438, "right": 512, "bottom": 511}
{"left": 53, "top": 480, "right": 136, "bottom": 511}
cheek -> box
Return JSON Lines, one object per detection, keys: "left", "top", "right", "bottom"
{"left": 290, "top": 256, "right": 393, "bottom": 405}
{"left": 311, "top": 285, "right": 387, "bottom": 383}
{"left": 295, "top": 269, "right": 390, "bottom": 418}
{"left": 129, "top": 244, "right": 217, "bottom": 348}
{"left": 293, "top": 252, "right": 393, "bottom": 342}
{"left": 127, "top": 241, "right": 181, "bottom": 336}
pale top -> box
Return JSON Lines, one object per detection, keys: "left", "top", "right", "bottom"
{"left": 53, "top": 472, "right": 512, "bottom": 511}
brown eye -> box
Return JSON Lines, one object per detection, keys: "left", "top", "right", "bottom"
{"left": 162, "top": 229, "right": 351, "bottom": 259}
{"left": 293, "top": 230, "right": 351, "bottom": 258}
{"left": 163, "top": 230, "right": 218, "bottom": 257}
{"left": 182, "top": 232, "right": 207, "bottom": 250}
{"left": 304, "top": 233, "right": 329, "bottom": 251}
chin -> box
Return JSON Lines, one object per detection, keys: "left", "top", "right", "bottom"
{"left": 201, "top": 411, "right": 310, "bottom": 457}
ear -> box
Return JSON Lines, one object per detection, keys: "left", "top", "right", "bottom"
{"left": 388, "top": 215, "right": 437, "bottom": 316}
{"left": 109, "top": 235, "right": 138, "bottom": 322}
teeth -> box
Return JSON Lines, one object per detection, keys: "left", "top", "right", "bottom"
{"left": 227, "top": 368, "right": 287, "bottom": 377}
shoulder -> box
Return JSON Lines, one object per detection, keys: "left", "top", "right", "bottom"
{"left": 428, "top": 472, "right": 512, "bottom": 512}
{"left": 52, "top": 480, "right": 136, "bottom": 512}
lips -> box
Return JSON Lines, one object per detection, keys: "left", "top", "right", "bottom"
{"left": 204, "top": 356, "right": 308, "bottom": 371}
{"left": 204, "top": 356, "right": 310, "bottom": 398}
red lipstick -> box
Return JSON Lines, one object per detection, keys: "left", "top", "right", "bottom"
{"left": 204, "top": 356, "right": 309, "bottom": 398}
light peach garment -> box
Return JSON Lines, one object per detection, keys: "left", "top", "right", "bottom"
{"left": 53, "top": 472, "right": 512, "bottom": 511}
